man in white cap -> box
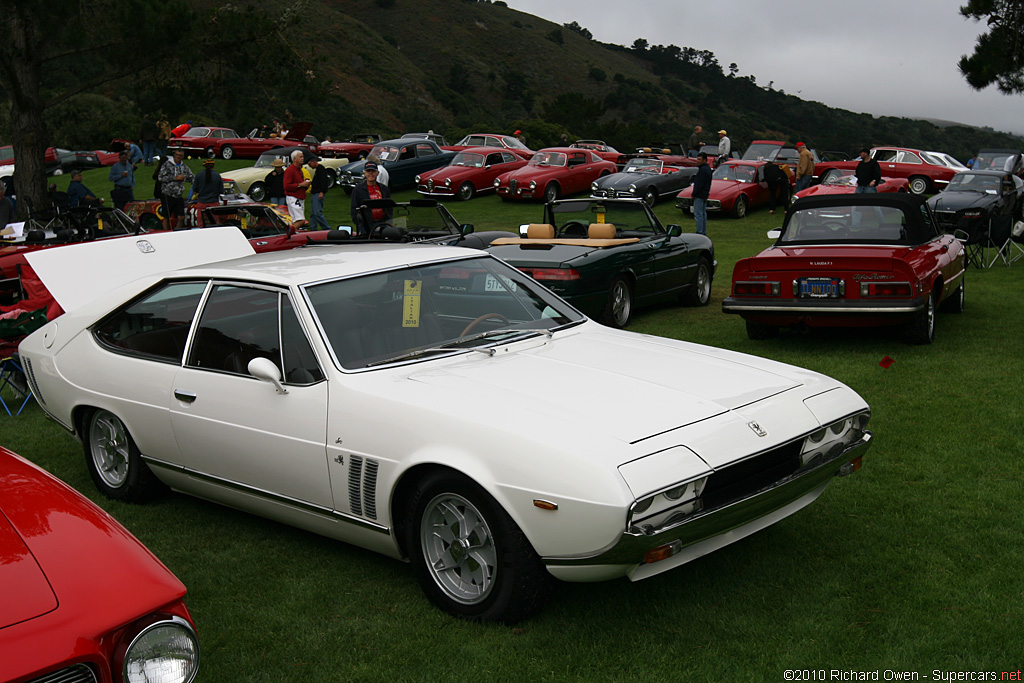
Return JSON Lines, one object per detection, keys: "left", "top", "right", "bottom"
{"left": 717, "top": 129, "right": 731, "bottom": 163}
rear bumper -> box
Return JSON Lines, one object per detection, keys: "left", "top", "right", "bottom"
{"left": 721, "top": 295, "right": 927, "bottom": 316}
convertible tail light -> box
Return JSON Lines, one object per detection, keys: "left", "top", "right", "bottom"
{"left": 860, "top": 282, "right": 912, "bottom": 297}
{"left": 521, "top": 267, "right": 581, "bottom": 281}
{"left": 733, "top": 281, "right": 780, "bottom": 297}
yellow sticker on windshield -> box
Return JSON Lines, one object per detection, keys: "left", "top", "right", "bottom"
{"left": 596, "top": 211, "right": 606, "bottom": 224}
{"left": 403, "top": 280, "right": 421, "bottom": 327}
{"left": 241, "top": 215, "right": 248, "bottom": 232}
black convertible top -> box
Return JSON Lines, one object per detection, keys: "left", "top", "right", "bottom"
{"left": 780, "top": 193, "right": 938, "bottom": 246}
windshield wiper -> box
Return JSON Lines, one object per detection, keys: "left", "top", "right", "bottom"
{"left": 364, "top": 329, "right": 550, "bottom": 367}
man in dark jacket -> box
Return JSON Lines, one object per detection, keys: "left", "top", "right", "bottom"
{"left": 307, "top": 156, "right": 331, "bottom": 230}
{"left": 855, "top": 149, "right": 882, "bottom": 193}
{"left": 349, "top": 162, "right": 392, "bottom": 236}
{"left": 763, "top": 160, "right": 790, "bottom": 214}
{"left": 691, "top": 152, "right": 713, "bottom": 235}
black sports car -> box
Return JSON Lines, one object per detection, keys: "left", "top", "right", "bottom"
{"left": 485, "top": 198, "right": 715, "bottom": 328}
{"left": 590, "top": 157, "right": 698, "bottom": 206}
{"left": 927, "top": 169, "right": 1023, "bottom": 237}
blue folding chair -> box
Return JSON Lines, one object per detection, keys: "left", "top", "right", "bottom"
{"left": 0, "top": 354, "right": 33, "bottom": 416}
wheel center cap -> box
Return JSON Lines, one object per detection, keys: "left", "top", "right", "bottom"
{"left": 450, "top": 537, "right": 469, "bottom": 563}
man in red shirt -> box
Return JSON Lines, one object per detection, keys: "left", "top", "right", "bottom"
{"left": 284, "top": 149, "right": 310, "bottom": 229}
{"left": 169, "top": 120, "right": 193, "bottom": 138}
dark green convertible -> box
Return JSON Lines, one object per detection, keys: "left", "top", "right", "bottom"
{"left": 486, "top": 198, "right": 715, "bottom": 327}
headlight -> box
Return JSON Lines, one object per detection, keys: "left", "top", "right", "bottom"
{"left": 444, "top": 177, "right": 452, "bottom": 187}
{"left": 800, "top": 411, "right": 870, "bottom": 467}
{"left": 529, "top": 180, "right": 537, "bottom": 190}
{"left": 493, "top": 178, "right": 501, "bottom": 188}
{"left": 628, "top": 183, "right": 637, "bottom": 193}
{"left": 591, "top": 181, "right": 599, "bottom": 191}
{"left": 120, "top": 615, "right": 200, "bottom": 683}
{"left": 414, "top": 174, "right": 421, "bottom": 183}
{"left": 629, "top": 475, "right": 708, "bottom": 535}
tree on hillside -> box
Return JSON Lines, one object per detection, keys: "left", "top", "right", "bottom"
{"left": 959, "top": 0, "right": 1024, "bottom": 92}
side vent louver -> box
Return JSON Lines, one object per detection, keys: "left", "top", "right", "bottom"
{"left": 22, "top": 357, "right": 44, "bottom": 406}
{"left": 347, "top": 456, "right": 379, "bottom": 520}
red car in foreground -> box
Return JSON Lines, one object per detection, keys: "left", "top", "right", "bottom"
{"left": 0, "top": 446, "right": 199, "bottom": 683}
{"left": 416, "top": 146, "right": 526, "bottom": 200}
{"left": 722, "top": 194, "right": 966, "bottom": 344}
{"left": 794, "top": 168, "right": 909, "bottom": 199}
{"left": 494, "top": 147, "right": 617, "bottom": 202}
{"left": 675, "top": 159, "right": 788, "bottom": 218}
{"left": 168, "top": 122, "right": 312, "bottom": 160}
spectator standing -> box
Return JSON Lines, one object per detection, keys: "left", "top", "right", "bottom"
{"left": 283, "top": 149, "right": 310, "bottom": 230}
{"left": 366, "top": 153, "right": 390, "bottom": 187}
{"left": 66, "top": 171, "right": 103, "bottom": 208}
{"left": 794, "top": 142, "right": 815, "bottom": 192}
{"left": 139, "top": 116, "right": 159, "bottom": 165}
{"left": 350, "top": 162, "right": 392, "bottom": 236}
{"left": 158, "top": 149, "right": 195, "bottom": 229}
{"left": 854, "top": 148, "right": 881, "bottom": 193}
{"left": 192, "top": 158, "right": 223, "bottom": 205}
{"left": 265, "top": 158, "right": 286, "bottom": 204}
{"left": 691, "top": 152, "right": 713, "bottom": 236}
{"left": 717, "top": 130, "right": 731, "bottom": 162}
{"left": 688, "top": 125, "right": 703, "bottom": 156}
{"left": 156, "top": 116, "right": 172, "bottom": 160}
{"left": 763, "top": 161, "right": 790, "bottom": 215}
{"left": 127, "top": 141, "right": 145, "bottom": 167}
{"left": 108, "top": 150, "right": 136, "bottom": 210}
{"left": 0, "top": 181, "right": 14, "bottom": 230}
{"left": 307, "top": 155, "right": 331, "bottom": 230}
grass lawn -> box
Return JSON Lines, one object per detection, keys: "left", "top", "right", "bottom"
{"left": 7, "top": 170, "right": 1023, "bottom": 681}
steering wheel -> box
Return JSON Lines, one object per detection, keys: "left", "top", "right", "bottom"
{"left": 558, "top": 220, "right": 589, "bottom": 238}
{"left": 369, "top": 222, "right": 392, "bottom": 239}
{"left": 823, "top": 221, "right": 850, "bottom": 238}
{"left": 460, "top": 313, "right": 510, "bottom": 337}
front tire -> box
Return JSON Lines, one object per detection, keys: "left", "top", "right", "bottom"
{"left": 83, "top": 409, "right": 165, "bottom": 502}
{"left": 731, "top": 194, "right": 748, "bottom": 218}
{"left": 457, "top": 182, "right": 475, "bottom": 201}
{"left": 247, "top": 181, "right": 267, "bottom": 202}
{"left": 405, "top": 471, "right": 551, "bottom": 623}
{"left": 643, "top": 187, "right": 657, "bottom": 206}
{"left": 602, "top": 276, "right": 633, "bottom": 328}
{"left": 221, "top": 145, "right": 235, "bottom": 160}
{"left": 681, "top": 256, "right": 712, "bottom": 306}
{"left": 908, "top": 176, "right": 930, "bottom": 195}
{"left": 543, "top": 182, "right": 560, "bottom": 203}
{"left": 204, "top": 146, "right": 216, "bottom": 159}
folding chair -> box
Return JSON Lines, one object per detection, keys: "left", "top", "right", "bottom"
{"left": 986, "top": 214, "right": 1014, "bottom": 267}
{"left": 957, "top": 217, "right": 989, "bottom": 269}
{"left": 1009, "top": 220, "right": 1024, "bottom": 265}
{"left": 0, "top": 352, "right": 33, "bottom": 416}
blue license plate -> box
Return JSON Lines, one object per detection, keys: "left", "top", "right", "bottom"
{"left": 800, "top": 277, "right": 840, "bottom": 298}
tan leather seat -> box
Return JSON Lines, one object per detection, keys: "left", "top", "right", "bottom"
{"left": 588, "top": 223, "right": 616, "bottom": 239}
{"left": 526, "top": 223, "right": 555, "bottom": 239}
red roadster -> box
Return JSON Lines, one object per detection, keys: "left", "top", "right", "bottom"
{"left": 168, "top": 122, "right": 312, "bottom": 160}
{"left": 675, "top": 159, "right": 789, "bottom": 218}
{"left": 493, "top": 147, "right": 617, "bottom": 202}
{"left": 722, "top": 194, "right": 966, "bottom": 344}
{"left": 794, "top": 169, "right": 909, "bottom": 199}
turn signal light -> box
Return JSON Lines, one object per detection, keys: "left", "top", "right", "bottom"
{"left": 860, "top": 282, "right": 912, "bottom": 297}
{"left": 644, "top": 540, "right": 683, "bottom": 564}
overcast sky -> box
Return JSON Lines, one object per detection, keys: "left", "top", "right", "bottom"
{"left": 506, "top": 0, "right": 1024, "bottom": 136}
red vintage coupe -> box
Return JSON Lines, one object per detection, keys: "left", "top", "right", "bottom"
{"left": 721, "top": 194, "right": 966, "bottom": 344}
{"left": 675, "top": 159, "right": 788, "bottom": 218}
{"left": 569, "top": 140, "right": 627, "bottom": 166}
{"left": 446, "top": 133, "right": 534, "bottom": 159}
{"left": 794, "top": 168, "right": 909, "bottom": 199}
{"left": 814, "top": 147, "right": 967, "bottom": 194}
{"left": 0, "top": 446, "right": 199, "bottom": 683}
{"left": 416, "top": 146, "right": 527, "bottom": 200}
{"left": 168, "top": 122, "right": 312, "bottom": 160}
{"left": 493, "top": 147, "right": 617, "bottom": 202}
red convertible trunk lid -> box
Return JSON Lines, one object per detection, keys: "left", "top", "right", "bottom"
{"left": 750, "top": 246, "right": 909, "bottom": 272}
{"left": 0, "top": 514, "right": 58, "bottom": 629}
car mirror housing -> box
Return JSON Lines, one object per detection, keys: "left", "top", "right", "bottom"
{"left": 460, "top": 223, "right": 475, "bottom": 236}
{"left": 248, "top": 357, "right": 288, "bottom": 395}
{"left": 767, "top": 229, "right": 781, "bottom": 240}
{"left": 666, "top": 224, "right": 683, "bottom": 237}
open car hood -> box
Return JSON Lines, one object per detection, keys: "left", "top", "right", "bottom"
{"left": 26, "top": 227, "right": 255, "bottom": 312}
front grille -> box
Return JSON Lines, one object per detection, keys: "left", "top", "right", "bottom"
{"left": 700, "top": 440, "right": 803, "bottom": 510}
{"left": 510, "top": 178, "right": 518, "bottom": 192}
{"left": 426, "top": 179, "right": 434, "bottom": 191}
{"left": 347, "top": 455, "right": 379, "bottom": 520}
{"left": 29, "top": 663, "right": 98, "bottom": 683}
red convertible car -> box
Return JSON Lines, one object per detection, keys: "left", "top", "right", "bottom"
{"left": 416, "top": 147, "right": 527, "bottom": 200}
{"left": 814, "top": 147, "right": 967, "bottom": 195}
{"left": 722, "top": 194, "right": 966, "bottom": 344}
{"left": 0, "top": 446, "right": 199, "bottom": 683}
{"left": 446, "top": 133, "right": 534, "bottom": 159}
{"left": 569, "top": 140, "right": 627, "bottom": 166}
{"left": 168, "top": 122, "right": 312, "bottom": 160}
{"left": 675, "top": 159, "right": 788, "bottom": 218}
{"left": 794, "top": 169, "right": 909, "bottom": 199}
{"left": 494, "top": 147, "right": 617, "bottom": 202}
{"left": 318, "top": 133, "right": 383, "bottom": 161}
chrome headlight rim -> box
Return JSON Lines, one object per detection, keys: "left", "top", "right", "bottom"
{"left": 118, "top": 614, "right": 200, "bottom": 683}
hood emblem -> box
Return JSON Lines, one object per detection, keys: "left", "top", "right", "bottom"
{"left": 748, "top": 421, "right": 768, "bottom": 437}
{"left": 135, "top": 240, "right": 156, "bottom": 254}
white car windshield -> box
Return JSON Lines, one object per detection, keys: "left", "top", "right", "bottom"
{"left": 623, "top": 159, "right": 662, "bottom": 174}
{"left": 530, "top": 152, "right": 567, "bottom": 167}
{"left": 304, "top": 256, "right": 582, "bottom": 369}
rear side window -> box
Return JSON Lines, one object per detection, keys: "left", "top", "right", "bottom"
{"left": 93, "top": 281, "right": 207, "bottom": 362}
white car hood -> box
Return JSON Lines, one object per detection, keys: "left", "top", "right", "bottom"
{"left": 25, "top": 227, "right": 255, "bottom": 312}
{"left": 407, "top": 328, "right": 804, "bottom": 443}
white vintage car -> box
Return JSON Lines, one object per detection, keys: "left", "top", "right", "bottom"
{"left": 19, "top": 229, "right": 872, "bottom": 622}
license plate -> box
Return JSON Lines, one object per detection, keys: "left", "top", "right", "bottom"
{"left": 485, "top": 274, "right": 517, "bottom": 292}
{"left": 799, "top": 277, "right": 841, "bottom": 298}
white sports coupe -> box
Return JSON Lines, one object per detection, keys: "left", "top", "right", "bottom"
{"left": 19, "top": 228, "right": 872, "bottom": 622}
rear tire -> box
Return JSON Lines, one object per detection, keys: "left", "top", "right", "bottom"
{"left": 83, "top": 409, "right": 165, "bottom": 502}
{"left": 602, "top": 277, "right": 633, "bottom": 328}
{"left": 247, "top": 181, "right": 267, "bottom": 202}
{"left": 905, "top": 289, "right": 936, "bottom": 344}
{"left": 681, "top": 256, "right": 712, "bottom": 306}
{"left": 940, "top": 279, "right": 965, "bottom": 314}
{"left": 405, "top": 471, "right": 551, "bottom": 623}
{"left": 908, "top": 176, "right": 930, "bottom": 195}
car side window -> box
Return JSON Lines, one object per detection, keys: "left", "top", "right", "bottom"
{"left": 93, "top": 281, "right": 208, "bottom": 363}
{"left": 486, "top": 153, "right": 503, "bottom": 166}
{"left": 873, "top": 149, "right": 897, "bottom": 162}
{"left": 898, "top": 151, "right": 922, "bottom": 165}
{"left": 415, "top": 143, "right": 435, "bottom": 158}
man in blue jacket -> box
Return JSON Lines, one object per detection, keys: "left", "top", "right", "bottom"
{"left": 691, "top": 152, "right": 713, "bottom": 236}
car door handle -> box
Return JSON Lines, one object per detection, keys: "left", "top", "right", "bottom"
{"left": 174, "top": 389, "right": 197, "bottom": 403}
